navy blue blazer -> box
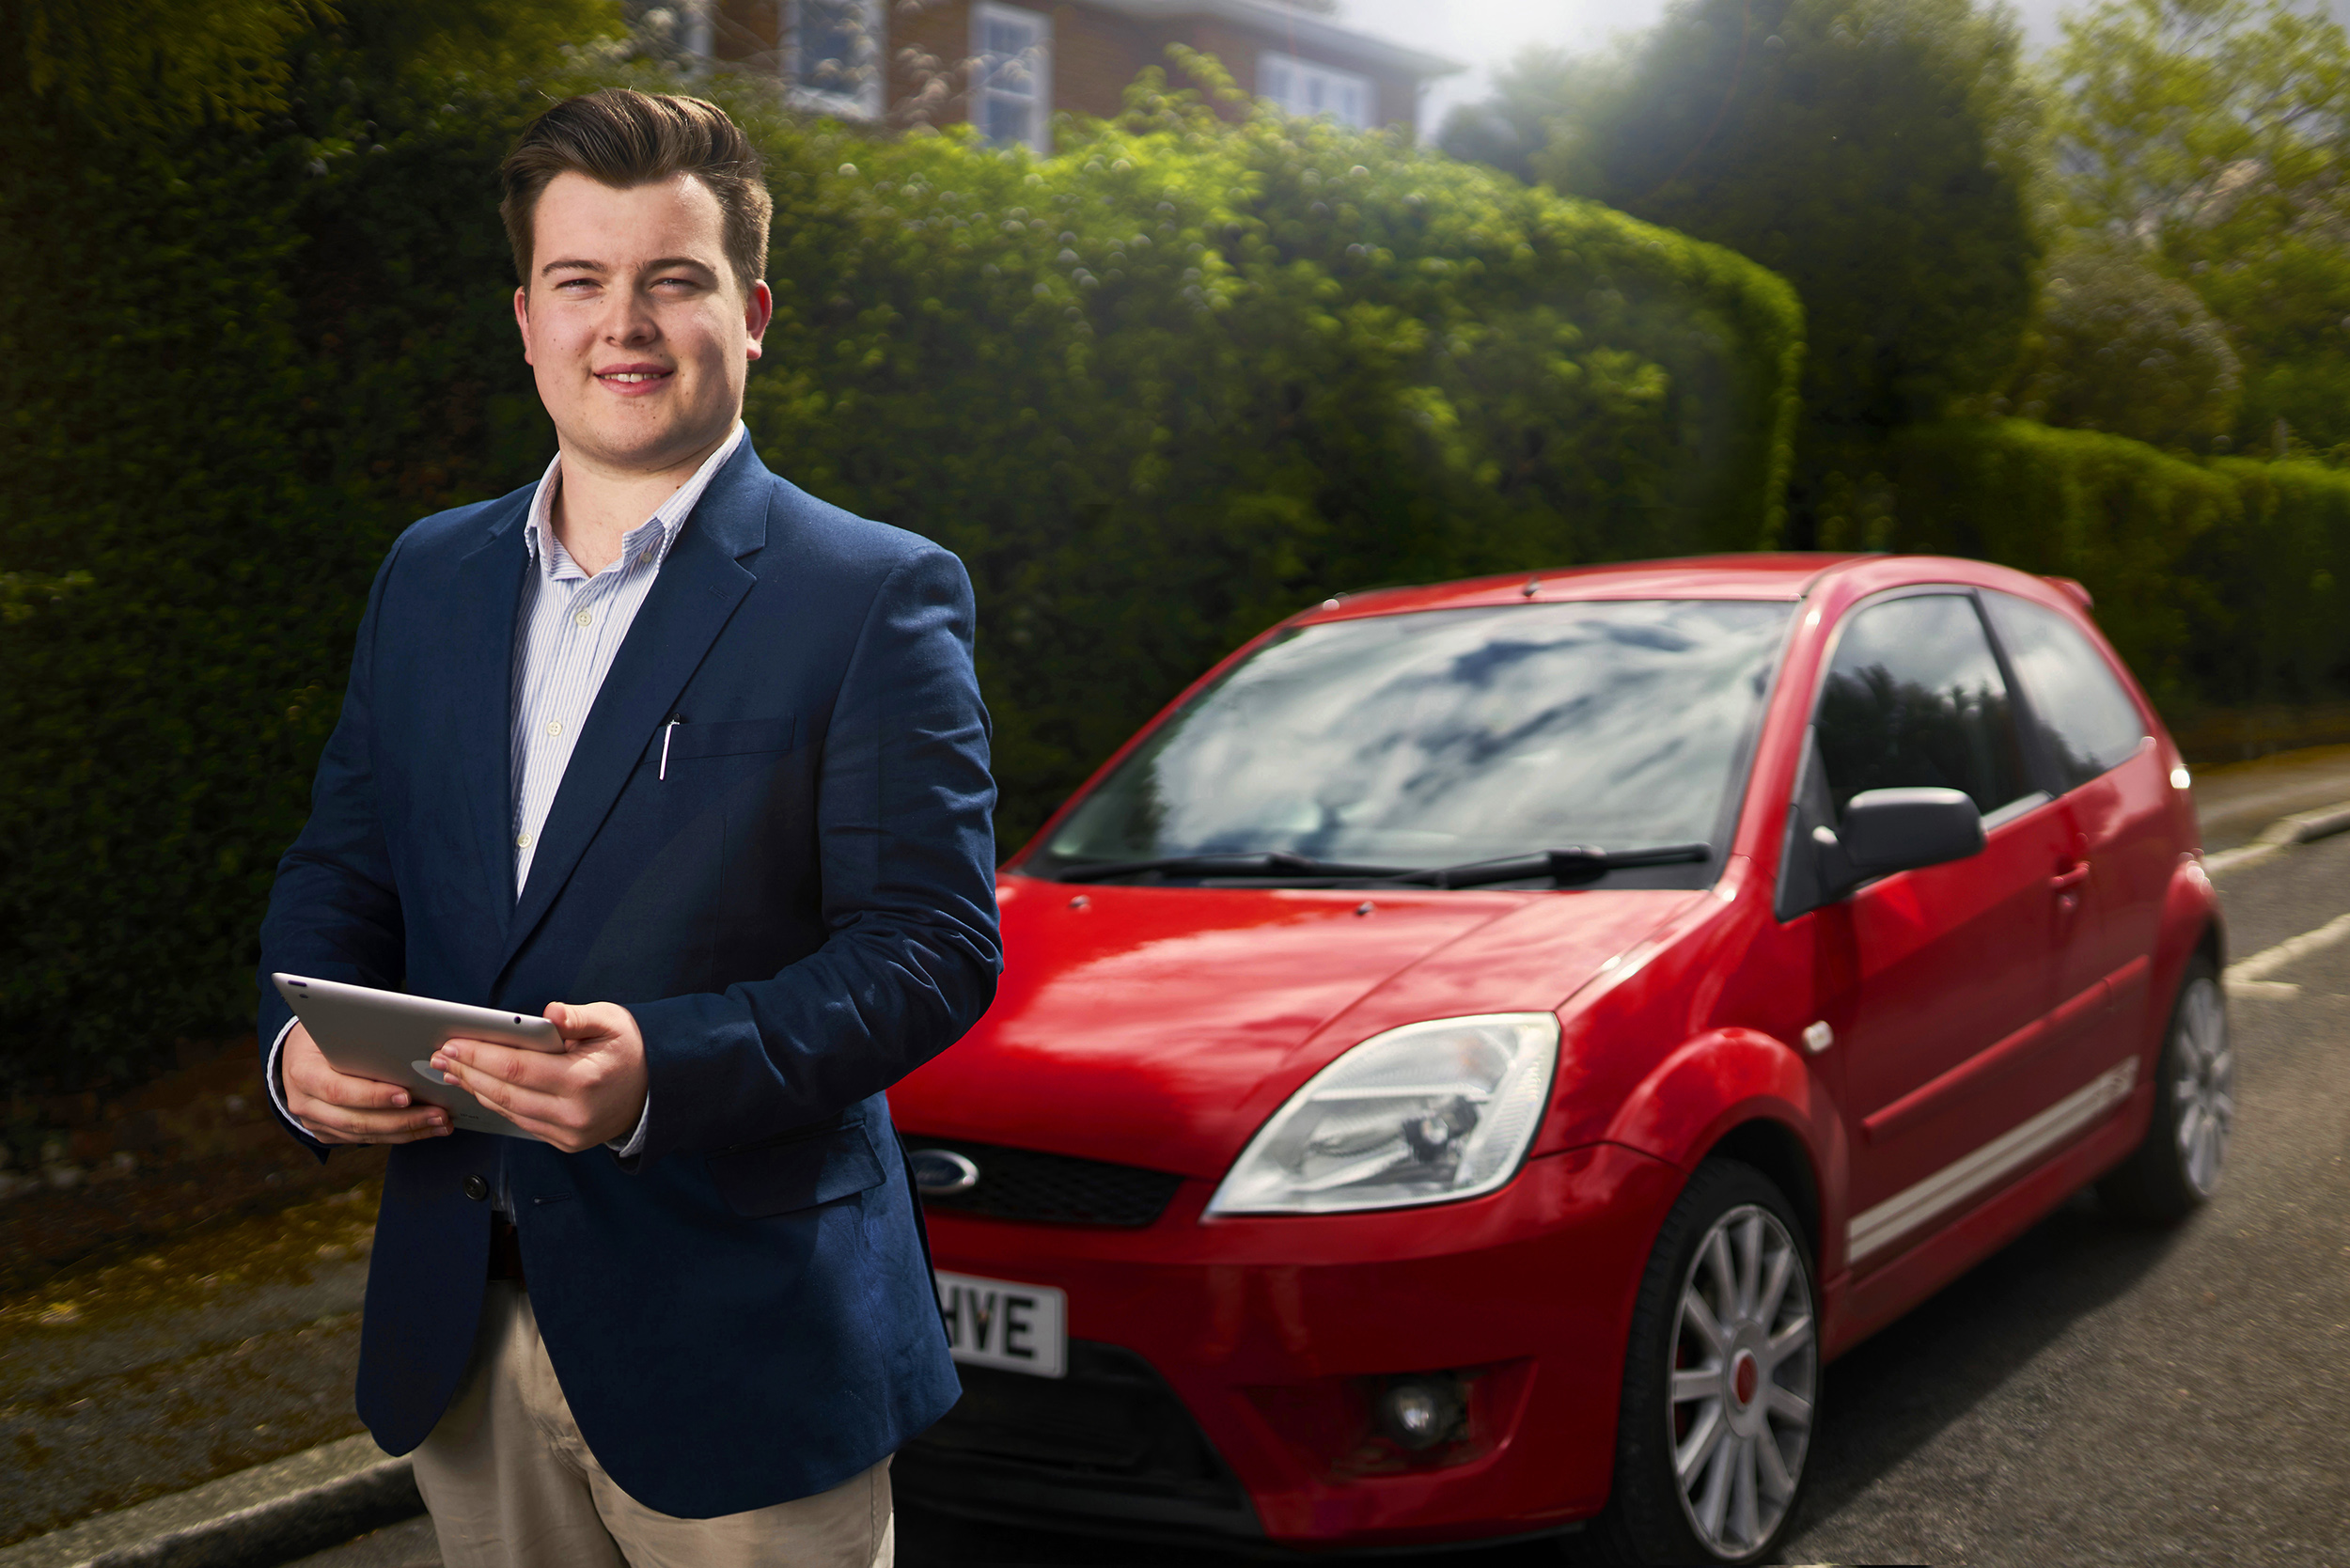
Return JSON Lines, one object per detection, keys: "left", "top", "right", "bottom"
{"left": 256, "top": 437, "right": 997, "bottom": 1516}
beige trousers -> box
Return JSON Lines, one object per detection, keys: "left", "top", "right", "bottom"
{"left": 412, "top": 1282, "right": 894, "bottom": 1568}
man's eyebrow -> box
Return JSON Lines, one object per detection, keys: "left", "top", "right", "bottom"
{"left": 537, "top": 257, "right": 717, "bottom": 278}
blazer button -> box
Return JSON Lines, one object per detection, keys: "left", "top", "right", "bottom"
{"left": 462, "top": 1174, "right": 490, "bottom": 1202}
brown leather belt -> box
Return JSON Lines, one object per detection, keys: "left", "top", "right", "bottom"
{"left": 488, "top": 1215, "right": 526, "bottom": 1285}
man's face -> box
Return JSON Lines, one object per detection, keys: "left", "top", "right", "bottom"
{"left": 514, "top": 170, "right": 772, "bottom": 474}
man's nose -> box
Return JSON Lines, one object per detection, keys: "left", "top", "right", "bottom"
{"left": 599, "top": 289, "right": 658, "bottom": 344}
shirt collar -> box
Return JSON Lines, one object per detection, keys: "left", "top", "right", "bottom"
{"left": 523, "top": 422, "right": 747, "bottom": 581}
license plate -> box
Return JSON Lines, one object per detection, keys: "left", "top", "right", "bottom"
{"left": 933, "top": 1270, "right": 1066, "bottom": 1378}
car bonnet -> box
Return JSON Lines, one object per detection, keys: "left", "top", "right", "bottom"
{"left": 887, "top": 876, "right": 1707, "bottom": 1179}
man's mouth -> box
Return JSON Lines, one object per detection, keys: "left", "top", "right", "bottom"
{"left": 596, "top": 365, "right": 673, "bottom": 387}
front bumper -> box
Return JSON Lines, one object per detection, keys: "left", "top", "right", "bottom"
{"left": 896, "top": 1142, "right": 1682, "bottom": 1550}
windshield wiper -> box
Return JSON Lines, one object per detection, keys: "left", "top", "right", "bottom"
{"left": 1222, "top": 843, "right": 1715, "bottom": 890}
{"left": 1049, "top": 851, "right": 1414, "bottom": 885}
{"left": 1047, "top": 842, "right": 1712, "bottom": 888}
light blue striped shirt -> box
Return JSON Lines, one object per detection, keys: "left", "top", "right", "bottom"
{"left": 511, "top": 422, "right": 745, "bottom": 894}
{"left": 269, "top": 424, "right": 747, "bottom": 1175}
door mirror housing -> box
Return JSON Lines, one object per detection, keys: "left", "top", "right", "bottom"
{"left": 1815, "top": 787, "right": 1985, "bottom": 899}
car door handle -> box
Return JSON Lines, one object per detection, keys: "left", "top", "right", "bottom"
{"left": 2050, "top": 862, "right": 2091, "bottom": 893}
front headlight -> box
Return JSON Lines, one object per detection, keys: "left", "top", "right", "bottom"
{"left": 1205, "top": 1013, "right": 1560, "bottom": 1215}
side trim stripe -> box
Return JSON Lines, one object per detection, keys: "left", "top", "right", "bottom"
{"left": 1847, "top": 1058, "right": 2139, "bottom": 1265}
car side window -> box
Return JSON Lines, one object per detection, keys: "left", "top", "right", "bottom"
{"left": 1981, "top": 590, "right": 2149, "bottom": 792}
{"left": 1815, "top": 593, "right": 2032, "bottom": 820}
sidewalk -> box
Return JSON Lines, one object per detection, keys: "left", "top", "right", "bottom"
{"left": 0, "top": 1435, "right": 415, "bottom": 1568}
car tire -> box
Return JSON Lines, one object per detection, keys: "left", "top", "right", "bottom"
{"left": 2097, "top": 952, "right": 2232, "bottom": 1223}
{"left": 1576, "top": 1158, "right": 1819, "bottom": 1567}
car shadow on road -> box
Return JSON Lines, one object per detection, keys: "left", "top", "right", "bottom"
{"left": 1782, "top": 1187, "right": 2188, "bottom": 1543}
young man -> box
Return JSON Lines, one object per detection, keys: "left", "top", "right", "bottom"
{"left": 256, "top": 89, "right": 998, "bottom": 1568}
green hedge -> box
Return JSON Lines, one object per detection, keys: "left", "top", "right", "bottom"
{"left": 1872, "top": 418, "right": 2350, "bottom": 713}
{"left": 0, "top": 55, "right": 1803, "bottom": 1089}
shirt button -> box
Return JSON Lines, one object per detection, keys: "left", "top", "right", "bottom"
{"left": 516, "top": 832, "right": 532, "bottom": 849}
{"left": 463, "top": 1175, "right": 490, "bottom": 1201}
{"left": 574, "top": 609, "right": 593, "bottom": 628}
{"left": 545, "top": 720, "right": 562, "bottom": 738}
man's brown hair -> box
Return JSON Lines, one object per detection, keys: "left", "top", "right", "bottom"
{"left": 500, "top": 88, "right": 773, "bottom": 297}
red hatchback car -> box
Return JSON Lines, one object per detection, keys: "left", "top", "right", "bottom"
{"left": 888, "top": 554, "right": 2229, "bottom": 1564}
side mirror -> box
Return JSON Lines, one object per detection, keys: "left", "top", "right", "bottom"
{"left": 1815, "top": 787, "right": 1985, "bottom": 898}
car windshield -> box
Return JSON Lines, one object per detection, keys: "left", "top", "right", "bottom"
{"left": 1032, "top": 598, "right": 1794, "bottom": 885}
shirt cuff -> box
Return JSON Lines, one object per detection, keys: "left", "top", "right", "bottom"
{"left": 608, "top": 1092, "right": 650, "bottom": 1158}
{"left": 264, "top": 1016, "right": 301, "bottom": 1125}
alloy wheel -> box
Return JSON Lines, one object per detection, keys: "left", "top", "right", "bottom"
{"left": 2172, "top": 974, "right": 2232, "bottom": 1198}
{"left": 1667, "top": 1203, "right": 1818, "bottom": 1560}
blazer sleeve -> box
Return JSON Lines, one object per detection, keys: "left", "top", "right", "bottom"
{"left": 254, "top": 536, "right": 412, "bottom": 1156}
{"left": 623, "top": 543, "right": 1002, "bottom": 1165}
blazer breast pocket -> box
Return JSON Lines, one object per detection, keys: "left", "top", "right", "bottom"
{"left": 705, "top": 1115, "right": 885, "bottom": 1217}
{"left": 660, "top": 716, "right": 798, "bottom": 764}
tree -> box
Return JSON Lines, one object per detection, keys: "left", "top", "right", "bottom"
{"left": 2049, "top": 0, "right": 2350, "bottom": 456}
{"left": 1436, "top": 46, "right": 1584, "bottom": 186}
{"left": 2003, "top": 237, "right": 2243, "bottom": 450}
{"left": 1444, "top": 0, "right": 2043, "bottom": 537}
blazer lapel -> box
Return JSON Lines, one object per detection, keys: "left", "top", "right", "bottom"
{"left": 497, "top": 441, "right": 771, "bottom": 973}
{"left": 450, "top": 493, "right": 535, "bottom": 940}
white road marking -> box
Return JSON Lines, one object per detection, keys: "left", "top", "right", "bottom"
{"left": 2206, "top": 800, "right": 2350, "bottom": 877}
{"left": 2226, "top": 909, "right": 2350, "bottom": 988}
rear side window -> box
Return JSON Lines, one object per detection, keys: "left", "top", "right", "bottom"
{"left": 1816, "top": 593, "right": 2032, "bottom": 819}
{"left": 1982, "top": 590, "right": 2149, "bottom": 792}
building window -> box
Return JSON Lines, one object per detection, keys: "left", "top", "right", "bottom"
{"left": 790, "top": 0, "right": 883, "bottom": 119}
{"left": 972, "top": 3, "right": 1052, "bottom": 152}
{"left": 1257, "top": 51, "right": 1372, "bottom": 129}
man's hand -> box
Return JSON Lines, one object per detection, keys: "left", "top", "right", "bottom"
{"left": 432, "top": 1001, "right": 649, "bottom": 1154}
{"left": 284, "top": 1023, "right": 452, "bottom": 1145}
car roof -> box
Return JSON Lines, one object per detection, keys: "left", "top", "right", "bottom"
{"left": 1293, "top": 554, "right": 1856, "bottom": 621}
{"left": 1292, "top": 553, "right": 2084, "bottom": 624}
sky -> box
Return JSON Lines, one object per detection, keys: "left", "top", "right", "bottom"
{"left": 1328, "top": 0, "right": 2324, "bottom": 135}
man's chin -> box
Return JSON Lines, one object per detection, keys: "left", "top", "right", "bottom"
{"left": 563, "top": 414, "right": 733, "bottom": 476}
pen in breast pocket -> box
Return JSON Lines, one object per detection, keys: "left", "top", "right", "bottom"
{"left": 659, "top": 713, "right": 686, "bottom": 780}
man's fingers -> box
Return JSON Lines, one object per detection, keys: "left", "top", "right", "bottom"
{"left": 544, "top": 1000, "right": 619, "bottom": 1044}
{"left": 439, "top": 1060, "right": 582, "bottom": 1134}
{"left": 436, "top": 1039, "right": 570, "bottom": 1091}
{"left": 296, "top": 1068, "right": 414, "bottom": 1110}
{"left": 293, "top": 1103, "right": 450, "bottom": 1144}
{"left": 281, "top": 1024, "right": 452, "bottom": 1144}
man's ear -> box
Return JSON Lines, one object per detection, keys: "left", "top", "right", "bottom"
{"left": 744, "top": 279, "right": 773, "bottom": 363}
{"left": 513, "top": 285, "right": 533, "bottom": 364}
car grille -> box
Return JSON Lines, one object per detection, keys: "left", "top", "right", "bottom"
{"left": 906, "top": 1137, "right": 1187, "bottom": 1228}
{"left": 897, "top": 1340, "right": 1261, "bottom": 1541}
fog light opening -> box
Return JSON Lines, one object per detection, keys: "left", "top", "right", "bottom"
{"left": 1376, "top": 1375, "right": 1466, "bottom": 1451}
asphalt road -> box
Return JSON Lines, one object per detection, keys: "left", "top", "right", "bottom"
{"left": 287, "top": 830, "right": 2350, "bottom": 1568}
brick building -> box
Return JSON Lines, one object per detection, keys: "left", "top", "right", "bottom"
{"left": 683, "top": 0, "right": 1460, "bottom": 149}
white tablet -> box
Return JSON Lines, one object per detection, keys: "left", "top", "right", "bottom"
{"left": 273, "top": 973, "right": 560, "bottom": 1140}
